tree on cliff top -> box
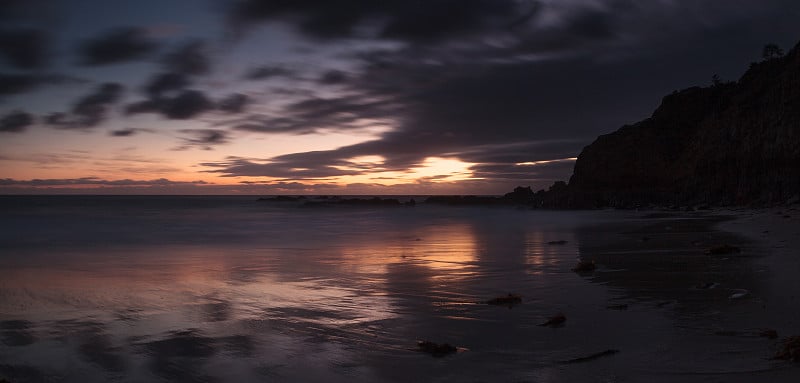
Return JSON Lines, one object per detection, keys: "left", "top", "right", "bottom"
{"left": 762, "top": 43, "right": 784, "bottom": 60}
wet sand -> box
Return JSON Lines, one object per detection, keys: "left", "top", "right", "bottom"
{"left": 0, "top": 198, "right": 798, "bottom": 382}
{"left": 567, "top": 209, "right": 800, "bottom": 382}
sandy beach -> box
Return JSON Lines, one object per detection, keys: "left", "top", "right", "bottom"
{"left": 714, "top": 205, "right": 800, "bottom": 379}
{"left": 1, "top": 197, "right": 799, "bottom": 382}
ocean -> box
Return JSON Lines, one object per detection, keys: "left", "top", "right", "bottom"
{"left": 0, "top": 196, "right": 794, "bottom": 382}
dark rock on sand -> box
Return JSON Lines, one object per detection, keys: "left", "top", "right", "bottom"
{"left": 773, "top": 336, "right": 800, "bottom": 362}
{"left": 539, "top": 313, "right": 566, "bottom": 327}
{"left": 606, "top": 304, "right": 628, "bottom": 310}
{"left": 760, "top": 329, "right": 779, "bottom": 339}
{"left": 417, "top": 341, "right": 458, "bottom": 357}
{"left": 572, "top": 260, "right": 596, "bottom": 273}
{"left": 486, "top": 294, "right": 522, "bottom": 307}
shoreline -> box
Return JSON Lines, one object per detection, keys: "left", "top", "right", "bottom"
{"left": 713, "top": 207, "right": 800, "bottom": 376}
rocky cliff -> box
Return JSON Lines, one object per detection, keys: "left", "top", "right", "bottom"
{"left": 562, "top": 41, "right": 800, "bottom": 208}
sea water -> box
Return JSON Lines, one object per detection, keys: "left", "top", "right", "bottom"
{"left": 0, "top": 196, "right": 794, "bottom": 382}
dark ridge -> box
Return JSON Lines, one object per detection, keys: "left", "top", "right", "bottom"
{"left": 512, "top": 39, "right": 800, "bottom": 209}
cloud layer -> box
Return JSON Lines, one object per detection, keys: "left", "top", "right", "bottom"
{"left": 1, "top": 0, "right": 799, "bottom": 192}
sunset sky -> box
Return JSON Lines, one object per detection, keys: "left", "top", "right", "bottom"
{"left": 1, "top": 0, "right": 798, "bottom": 194}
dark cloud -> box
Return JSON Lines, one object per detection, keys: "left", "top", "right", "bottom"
{"left": 162, "top": 40, "right": 210, "bottom": 76}
{"left": 0, "top": 73, "right": 86, "bottom": 97}
{"left": 227, "top": 0, "right": 528, "bottom": 43}
{"left": 469, "top": 159, "right": 577, "bottom": 182}
{"left": 378, "top": 0, "right": 525, "bottom": 43}
{"left": 0, "top": 0, "right": 53, "bottom": 22}
{"left": 213, "top": 0, "right": 800, "bottom": 188}
{"left": 1, "top": 0, "right": 797, "bottom": 193}
{"left": 318, "top": 69, "right": 347, "bottom": 85}
{"left": 0, "top": 73, "right": 41, "bottom": 95}
{"left": 124, "top": 100, "right": 156, "bottom": 115}
{"left": 243, "top": 65, "right": 294, "bottom": 80}
{"left": 0, "top": 28, "right": 49, "bottom": 69}
{"left": 127, "top": 40, "right": 216, "bottom": 120}
{"left": 219, "top": 56, "right": 614, "bottom": 179}
{"left": 154, "top": 90, "right": 213, "bottom": 119}
{"left": 217, "top": 56, "right": 607, "bottom": 179}
{"left": 44, "top": 112, "right": 66, "bottom": 125}
{"left": 48, "top": 83, "right": 124, "bottom": 129}
{"left": 0, "top": 110, "right": 33, "bottom": 133}
{"left": 109, "top": 127, "right": 153, "bottom": 137}
{"left": 218, "top": 93, "right": 248, "bottom": 113}
{"left": 176, "top": 129, "right": 231, "bottom": 150}
{"left": 143, "top": 72, "right": 191, "bottom": 98}
{"left": 201, "top": 156, "right": 361, "bottom": 179}
{"left": 231, "top": 94, "right": 399, "bottom": 134}
{"left": 73, "top": 83, "right": 124, "bottom": 117}
{"left": 126, "top": 89, "right": 213, "bottom": 120}
{"left": 236, "top": 180, "right": 341, "bottom": 190}
{"left": 79, "top": 27, "right": 158, "bottom": 66}
{"left": 563, "top": 8, "right": 618, "bottom": 40}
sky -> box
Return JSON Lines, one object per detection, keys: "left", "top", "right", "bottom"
{"left": 0, "top": 0, "right": 798, "bottom": 195}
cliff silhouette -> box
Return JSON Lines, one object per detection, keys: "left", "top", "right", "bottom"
{"left": 529, "top": 40, "right": 800, "bottom": 208}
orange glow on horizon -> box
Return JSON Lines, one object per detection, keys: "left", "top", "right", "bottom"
{"left": 515, "top": 157, "right": 577, "bottom": 166}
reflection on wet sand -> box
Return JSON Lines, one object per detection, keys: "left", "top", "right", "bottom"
{"left": 1, "top": 209, "right": 568, "bottom": 382}
{"left": 1, "top": 206, "right": 795, "bottom": 382}
{"left": 573, "top": 215, "right": 790, "bottom": 377}
{"left": 524, "top": 231, "right": 578, "bottom": 274}
{"left": 338, "top": 222, "right": 479, "bottom": 279}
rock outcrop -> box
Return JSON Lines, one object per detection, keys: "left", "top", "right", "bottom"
{"left": 547, "top": 40, "right": 800, "bottom": 208}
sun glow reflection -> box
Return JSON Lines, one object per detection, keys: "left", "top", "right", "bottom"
{"left": 337, "top": 223, "right": 479, "bottom": 278}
